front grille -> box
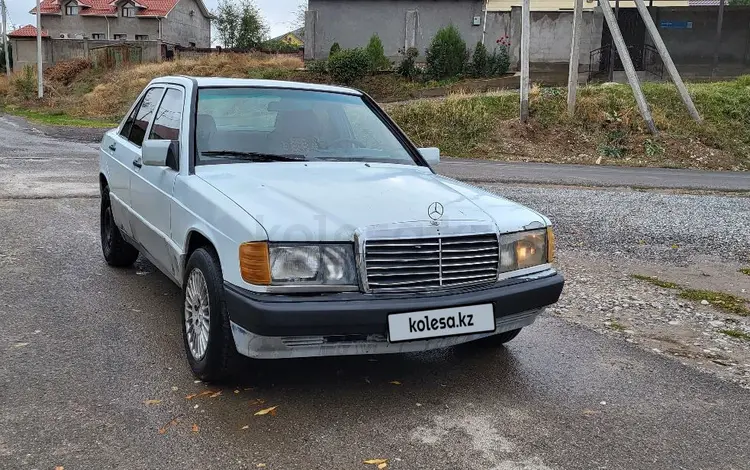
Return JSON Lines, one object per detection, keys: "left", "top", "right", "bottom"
{"left": 364, "top": 233, "right": 499, "bottom": 292}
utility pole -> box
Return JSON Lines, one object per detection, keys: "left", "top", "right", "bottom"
{"left": 599, "top": 0, "right": 657, "bottom": 134}
{"left": 1, "top": 0, "right": 10, "bottom": 76}
{"left": 36, "top": 0, "right": 43, "bottom": 98}
{"left": 567, "top": 0, "right": 584, "bottom": 116}
{"left": 633, "top": 0, "right": 702, "bottom": 123}
{"left": 520, "top": 0, "right": 530, "bottom": 122}
{"left": 712, "top": 0, "right": 725, "bottom": 78}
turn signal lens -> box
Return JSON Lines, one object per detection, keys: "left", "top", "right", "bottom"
{"left": 239, "top": 242, "right": 271, "bottom": 285}
{"left": 546, "top": 226, "right": 555, "bottom": 263}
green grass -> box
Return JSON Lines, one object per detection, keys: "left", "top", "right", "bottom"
{"left": 719, "top": 329, "right": 750, "bottom": 341}
{"left": 679, "top": 289, "right": 750, "bottom": 316}
{"left": 386, "top": 77, "right": 750, "bottom": 169}
{"left": 608, "top": 320, "right": 627, "bottom": 331}
{"left": 631, "top": 274, "right": 750, "bottom": 316}
{"left": 629, "top": 274, "right": 680, "bottom": 289}
{"left": 3, "top": 107, "right": 117, "bottom": 128}
{"left": 740, "top": 268, "right": 750, "bottom": 276}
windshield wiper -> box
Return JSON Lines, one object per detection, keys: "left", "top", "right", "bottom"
{"left": 201, "top": 150, "right": 308, "bottom": 162}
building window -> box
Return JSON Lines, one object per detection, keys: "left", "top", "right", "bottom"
{"left": 91, "top": 33, "right": 105, "bottom": 40}
{"left": 65, "top": 1, "right": 79, "bottom": 15}
{"left": 114, "top": 34, "right": 127, "bottom": 40}
{"left": 122, "top": 4, "right": 136, "bottom": 17}
{"left": 135, "top": 35, "right": 149, "bottom": 41}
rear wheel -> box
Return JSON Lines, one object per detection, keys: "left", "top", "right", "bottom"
{"left": 100, "top": 186, "right": 139, "bottom": 267}
{"left": 182, "top": 247, "right": 239, "bottom": 382}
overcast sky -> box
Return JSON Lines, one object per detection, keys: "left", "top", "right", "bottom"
{"left": 5, "top": 0, "right": 304, "bottom": 38}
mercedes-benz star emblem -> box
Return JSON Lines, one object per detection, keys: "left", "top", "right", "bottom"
{"left": 428, "top": 202, "right": 444, "bottom": 221}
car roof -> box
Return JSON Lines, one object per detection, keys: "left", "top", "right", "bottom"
{"left": 151, "top": 76, "right": 362, "bottom": 96}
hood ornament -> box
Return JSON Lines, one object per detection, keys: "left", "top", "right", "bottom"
{"left": 428, "top": 202, "right": 444, "bottom": 221}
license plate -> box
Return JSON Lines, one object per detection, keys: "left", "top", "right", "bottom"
{"left": 388, "top": 304, "right": 495, "bottom": 343}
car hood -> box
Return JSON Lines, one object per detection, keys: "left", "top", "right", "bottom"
{"left": 196, "top": 162, "right": 546, "bottom": 241}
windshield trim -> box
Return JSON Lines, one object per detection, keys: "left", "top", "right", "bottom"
{"left": 190, "top": 85, "right": 429, "bottom": 171}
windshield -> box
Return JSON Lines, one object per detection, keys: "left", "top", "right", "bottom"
{"left": 195, "top": 87, "right": 418, "bottom": 166}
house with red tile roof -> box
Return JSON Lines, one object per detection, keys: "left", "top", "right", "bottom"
{"left": 29, "top": 0, "right": 211, "bottom": 46}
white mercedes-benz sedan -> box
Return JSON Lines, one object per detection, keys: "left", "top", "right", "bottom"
{"left": 98, "top": 76, "right": 564, "bottom": 381}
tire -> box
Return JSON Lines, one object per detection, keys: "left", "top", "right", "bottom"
{"left": 479, "top": 328, "right": 522, "bottom": 347}
{"left": 182, "top": 247, "right": 239, "bottom": 382}
{"left": 101, "top": 186, "right": 139, "bottom": 267}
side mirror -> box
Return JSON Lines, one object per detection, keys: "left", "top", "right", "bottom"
{"left": 142, "top": 140, "right": 179, "bottom": 168}
{"left": 419, "top": 147, "right": 440, "bottom": 165}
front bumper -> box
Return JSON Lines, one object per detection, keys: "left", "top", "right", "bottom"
{"left": 225, "top": 269, "right": 564, "bottom": 359}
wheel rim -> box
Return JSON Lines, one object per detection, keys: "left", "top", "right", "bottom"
{"left": 184, "top": 268, "right": 210, "bottom": 360}
{"left": 102, "top": 206, "right": 114, "bottom": 253}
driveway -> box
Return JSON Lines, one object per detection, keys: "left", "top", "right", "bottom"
{"left": 1, "top": 115, "right": 749, "bottom": 469}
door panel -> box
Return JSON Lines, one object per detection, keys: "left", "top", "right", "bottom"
{"left": 130, "top": 87, "right": 185, "bottom": 278}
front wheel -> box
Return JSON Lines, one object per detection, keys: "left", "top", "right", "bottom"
{"left": 182, "top": 247, "right": 239, "bottom": 382}
{"left": 100, "top": 187, "right": 139, "bottom": 267}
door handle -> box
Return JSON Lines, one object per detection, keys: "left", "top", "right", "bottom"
{"left": 109, "top": 143, "right": 117, "bottom": 152}
{"left": 132, "top": 159, "right": 142, "bottom": 169}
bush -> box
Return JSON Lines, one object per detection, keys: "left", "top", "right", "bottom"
{"left": 487, "top": 46, "right": 510, "bottom": 76}
{"left": 397, "top": 47, "right": 420, "bottom": 80}
{"left": 12, "top": 66, "right": 37, "bottom": 100}
{"left": 45, "top": 58, "right": 93, "bottom": 85}
{"left": 328, "top": 48, "right": 370, "bottom": 84}
{"left": 365, "top": 34, "right": 391, "bottom": 72}
{"left": 306, "top": 59, "right": 328, "bottom": 74}
{"left": 262, "top": 39, "right": 300, "bottom": 54}
{"left": 329, "top": 42, "right": 341, "bottom": 56}
{"left": 470, "top": 42, "right": 489, "bottom": 78}
{"left": 425, "top": 25, "right": 468, "bottom": 80}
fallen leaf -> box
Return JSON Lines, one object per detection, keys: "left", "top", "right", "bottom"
{"left": 257, "top": 464, "right": 266, "bottom": 468}
{"left": 595, "top": 156, "right": 602, "bottom": 165}
{"left": 143, "top": 399, "right": 162, "bottom": 405}
{"left": 158, "top": 416, "right": 180, "bottom": 434}
{"left": 171, "top": 386, "right": 178, "bottom": 392}
{"left": 582, "top": 409, "right": 599, "bottom": 416}
{"left": 209, "top": 391, "right": 222, "bottom": 398}
{"left": 378, "top": 464, "right": 388, "bottom": 470}
{"left": 55, "top": 467, "right": 64, "bottom": 470}
{"left": 241, "top": 425, "right": 249, "bottom": 430}
{"left": 254, "top": 405, "right": 278, "bottom": 416}
{"left": 234, "top": 390, "right": 240, "bottom": 394}
{"left": 13, "top": 342, "right": 29, "bottom": 348}
{"left": 248, "top": 398, "right": 266, "bottom": 406}
{"left": 185, "top": 390, "right": 217, "bottom": 400}
{"left": 192, "top": 424, "right": 200, "bottom": 433}
{"left": 364, "top": 459, "right": 388, "bottom": 465}
{"left": 389, "top": 381, "right": 401, "bottom": 385}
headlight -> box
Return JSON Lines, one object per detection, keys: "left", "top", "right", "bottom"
{"left": 498, "top": 228, "right": 553, "bottom": 274}
{"left": 239, "top": 242, "right": 357, "bottom": 287}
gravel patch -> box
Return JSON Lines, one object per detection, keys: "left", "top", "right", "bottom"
{"left": 481, "top": 183, "right": 750, "bottom": 389}
{"left": 484, "top": 184, "right": 750, "bottom": 264}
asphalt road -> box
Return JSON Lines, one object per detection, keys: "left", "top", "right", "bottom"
{"left": 2, "top": 116, "right": 750, "bottom": 470}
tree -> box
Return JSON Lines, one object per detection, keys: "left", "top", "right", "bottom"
{"left": 0, "top": 42, "right": 11, "bottom": 74}
{"left": 213, "top": 0, "right": 240, "bottom": 48}
{"left": 425, "top": 25, "right": 468, "bottom": 80}
{"left": 292, "top": 1, "right": 307, "bottom": 30}
{"left": 235, "top": 0, "right": 269, "bottom": 49}
{"left": 212, "top": 0, "right": 268, "bottom": 49}
{"left": 729, "top": 0, "right": 750, "bottom": 4}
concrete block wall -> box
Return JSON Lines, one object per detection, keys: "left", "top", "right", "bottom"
{"left": 307, "top": 0, "right": 487, "bottom": 60}
{"left": 40, "top": 14, "right": 160, "bottom": 41}
{"left": 306, "top": 0, "right": 602, "bottom": 71}
{"left": 11, "top": 38, "right": 162, "bottom": 73}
